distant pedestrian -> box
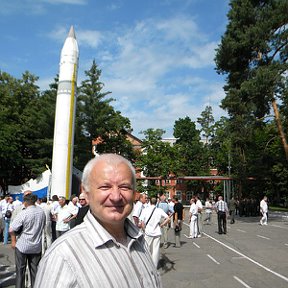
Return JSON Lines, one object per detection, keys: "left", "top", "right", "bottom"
{"left": 75, "top": 193, "right": 89, "bottom": 226}
{"left": 188, "top": 197, "right": 198, "bottom": 238}
{"left": 3, "top": 196, "right": 14, "bottom": 244}
{"left": 13, "top": 196, "right": 23, "bottom": 209}
{"left": 132, "top": 193, "right": 147, "bottom": 227}
{"left": 140, "top": 197, "right": 170, "bottom": 267}
{"left": 260, "top": 196, "right": 268, "bottom": 225}
{"left": 9, "top": 193, "right": 46, "bottom": 288}
{"left": 204, "top": 197, "right": 213, "bottom": 225}
{"left": 39, "top": 197, "right": 52, "bottom": 253}
{"left": 195, "top": 195, "right": 203, "bottom": 237}
{"left": 157, "top": 192, "right": 173, "bottom": 249}
{"left": 228, "top": 197, "right": 236, "bottom": 224}
{"left": 50, "top": 195, "right": 59, "bottom": 242}
{"left": 215, "top": 196, "right": 228, "bottom": 234}
{"left": 172, "top": 196, "right": 184, "bottom": 247}
{"left": 53, "top": 196, "right": 72, "bottom": 238}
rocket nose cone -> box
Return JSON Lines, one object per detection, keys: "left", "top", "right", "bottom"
{"left": 68, "top": 26, "right": 76, "bottom": 39}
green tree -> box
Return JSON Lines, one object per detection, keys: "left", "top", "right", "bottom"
{"left": 197, "top": 105, "right": 215, "bottom": 144}
{"left": 173, "top": 117, "right": 207, "bottom": 176}
{"left": 136, "top": 128, "right": 176, "bottom": 195}
{"left": 215, "top": 0, "right": 288, "bottom": 159}
{"left": 0, "top": 71, "right": 53, "bottom": 190}
{"left": 75, "top": 60, "right": 134, "bottom": 170}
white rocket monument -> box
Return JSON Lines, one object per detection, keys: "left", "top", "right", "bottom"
{"left": 51, "top": 26, "right": 79, "bottom": 198}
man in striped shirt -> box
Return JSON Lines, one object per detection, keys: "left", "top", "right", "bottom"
{"left": 34, "top": 154, "right": 162, "bottom": 288}
{"left": 9, "top": 193, "right": 46, "bottom": 288}
{"left": 215, "top": 195, "right": 228, "bottom": 234}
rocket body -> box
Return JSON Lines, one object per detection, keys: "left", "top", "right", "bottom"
{"left": 51, "top": 26, "right": 79, "bottom": 198}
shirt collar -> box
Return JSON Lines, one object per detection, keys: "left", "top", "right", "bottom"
{"left": 84, "top": 210, "right": 144, "bottom": 249}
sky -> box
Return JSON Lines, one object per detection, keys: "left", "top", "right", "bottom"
{"left": 0, "top": 0, "right": 230, "bottom": 139}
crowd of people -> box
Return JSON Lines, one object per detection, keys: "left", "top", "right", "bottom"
{"left": 0, "top": 153, "right": 270, "bottom": 288}
{"left": 0, "top": 192, "right": 89, "bottom": 247}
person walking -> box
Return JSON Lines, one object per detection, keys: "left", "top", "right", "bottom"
{"left": 9, "top": 193, "right": 46, "bottom": 288}
{"left": 188, "top": 197, "right": 198, "bottom": 238}
{"left": 260, "top": 196, "right": 268, "bottom": 225}
{"left": 140, "top": 197, "right": 170, "bottom": 267}
{"left": 228, "top": 197, "right": 236, "bottom": 224}
{"left": 172, "top": 196, "right": 184, "bottom": 247}
{"left": 215, "top": 196, "right": 228, "bottom": 234}
{"left": 195, "top": 195, "right": 203, "bottom": 237}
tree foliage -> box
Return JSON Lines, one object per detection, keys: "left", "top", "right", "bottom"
{"left": 197, "top": 105, "right": 215, "bottom": 144}
{"left": 75, "top": 60, "right": 134, "bottom": 170}
{"left": 215, "top": 0, "right": 288, "bottom": 159}
{"left": 173, "top": 117, "right": 207, "bottom": 176}
{"left": 214, "top": 0, "right": 288, "bottom": 201}
{"left": 0, "top": 61, "right": 135, "bottom": 191}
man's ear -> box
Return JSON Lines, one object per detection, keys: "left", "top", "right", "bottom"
{"left": 81, "top": 185, "right": 89, "bottom": 204}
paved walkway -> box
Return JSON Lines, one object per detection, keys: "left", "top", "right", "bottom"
{"left": 1, "top": 211, "right": 287, "bottom": 287}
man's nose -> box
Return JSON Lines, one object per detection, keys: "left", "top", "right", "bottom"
{"left": 110, "top": 187, "right": 122, "bottom": 201}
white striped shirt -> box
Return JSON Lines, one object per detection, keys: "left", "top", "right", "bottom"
{"left": 34, "top": 211, "right": 162, "bottom": 288}
{"left": 10, "top": 205, "right": 46, "bottom": 253}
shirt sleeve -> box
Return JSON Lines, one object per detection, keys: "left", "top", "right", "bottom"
{"left": 10, "top": 212, "right": 24, "bottom": 232}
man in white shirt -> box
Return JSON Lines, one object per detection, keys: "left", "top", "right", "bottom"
{"left": 132, "top": 193, "right": 147, "bottom": 227}
{"left": 195, "top": 195, "right": 203, "bottom": 237}
{"left": 188, "top": 197, "right": 198, "bottom": 238}
{"left": 53, "top": 197, "right": 71, "bottom": 238}
{"left": 39, "top": 197, "right": 52, "bottom": 253}
{"left": 260, "top": 196, "right": 268, "bottom": 225}
{"left": 67, "top": 195, "right": 79, "bottom": 228}
{"left": 13, "top": 196, "right": 23, "bottom": 209}
{"left": 140, "top": 197, "right": 170, "bottom": 268}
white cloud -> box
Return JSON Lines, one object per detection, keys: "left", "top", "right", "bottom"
{"left": 77, "top": 30, "right": 103, "bottom": 48}
{"left": 0, "top": 0, "right": 87, "bottom": 15}
{"left": 93, "top": 15, "right": 226, "bottom": 137}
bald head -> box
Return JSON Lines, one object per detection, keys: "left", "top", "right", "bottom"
{"left": 23, "top": 190, "right": 32, "bottom": 196}
{"left": 82, "top": 154, "right": 136, "bottom": 192}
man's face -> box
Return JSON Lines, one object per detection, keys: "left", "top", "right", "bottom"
{"left": 72, "top": 197, "right": 78, "bottom": 205}
{"left": 84, "top": 160, "right": 134, "bottom": 227}
{"left": 79, "top": 197, "right": 87, "bottom": 206}
{"left": 59, "top": 198, "right": 66, "bottom": 207}
{"left": 141, "top": 195, "right": 147, "bottom": 204}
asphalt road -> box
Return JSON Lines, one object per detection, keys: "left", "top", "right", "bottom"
{"left": 1, "top": 211, "right": 288, "bottom": 288}
{"left": 160, "top": 211, "right": 288, "bottom": 288}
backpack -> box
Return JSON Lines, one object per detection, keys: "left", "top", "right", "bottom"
{"left": 5, "top": 210, "right": 12, "bottom": 219}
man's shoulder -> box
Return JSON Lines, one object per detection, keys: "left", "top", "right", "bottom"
{"left": 156, "top": 207, "right": 168, "bottom": 217}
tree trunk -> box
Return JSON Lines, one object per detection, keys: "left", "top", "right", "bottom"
{"left": 271, "top": 98, "right": 288, "bottom": 161}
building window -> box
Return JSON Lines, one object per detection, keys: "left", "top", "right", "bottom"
{"left": 176, "top": 191, "right": 182, "bottom": 201}
{"left": 186, "top": 191, "right": 193, "bottom": 202}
